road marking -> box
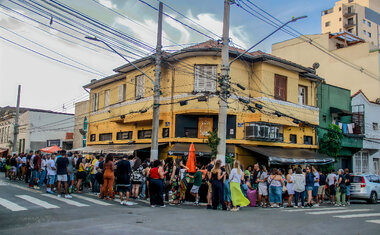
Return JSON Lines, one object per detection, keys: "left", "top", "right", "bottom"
{"left": 16, "top": 195, "right": 59, "bottom": 209}
{"left": 306, "top": 209, "right": 372, "bottom": 215}
{"left": 0, "top": 180, "right": 8, "bottom": 186}
{"left": 41, "top": 194, "right": 89, "bottom": 207}
{"left": 71, "top": 194, "right": 111, "bottom": 206}
{"left": 6, "top": 183, "right": 39, "bottom": 193}
{"left": 366, "top": 219, "right": 380, "bottom": 224}
{"left": 334, "top": 213, "right": 380, "bottom": 218}
{"left": 114, "top": 198, "right": 138, "bottom": 205}
{"left": 0, "top": 197, "right": 27, "bottom": 211}
{"left": 282, "top": 207, "right": 346, "bottom": 212}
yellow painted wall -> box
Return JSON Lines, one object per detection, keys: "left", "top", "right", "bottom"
{"left": 86, "top": 53, "right": 320, "bottom": 149}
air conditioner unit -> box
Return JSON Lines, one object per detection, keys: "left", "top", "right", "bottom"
{"left": 246, "top": 126, "right": 254, "bottom": 137}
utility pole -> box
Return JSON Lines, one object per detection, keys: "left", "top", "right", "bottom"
{"left": 216, "top": 0, "right": 231, "bottom": 165}
{"left": 13, "top": 85, "right": 21, "bottom": 153}
{"left": 150, "top": 1, "right": 163, "bottom": 161}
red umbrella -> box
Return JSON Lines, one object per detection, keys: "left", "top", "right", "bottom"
{"left": 40, "top": 145, "right": 62, "bottom": 153}
{"left": 186, "top": 143, "right": 196, "bottom": 173}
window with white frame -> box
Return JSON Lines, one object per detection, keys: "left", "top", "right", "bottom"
{"left": 194, "top": 65, "right": 217, "bottom": 93}
{"left": 104, "top": 89, "right": 110, "bottom": 107}
{"left": 298, "top": 85, "right": 307, "bottom": 105}
{"left": 354, "top": 151, "right": 369, "bottom": 174}
{"left": 135, "top": 75, "right": 145, "bottom": 99}
{"left": 91, "top": 93, "right": 99, "bottom": 112}
{"left": 118, "top": 84, "right": 126, "bottom": 102}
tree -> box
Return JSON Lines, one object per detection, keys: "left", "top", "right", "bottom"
{"left": 318, "top": 124, "right": 344, "bottom": 159}
{"left": 206, "top": 130, "right": 220, "bottom": 158}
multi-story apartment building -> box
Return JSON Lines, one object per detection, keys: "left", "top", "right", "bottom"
{"left": 272, "top": 33, "right": 380, "bottom": 102}
{"left": 317, "top": 84, "right": 363, "bottom": 170}
{"left": 351, "top": 90, "right": 380, "bottom": 175}
{"left": 80, "top": 40, "right": 333, "bottom": 167}
{"left": 321, "top": 0, "right": 380, "bottom": 46}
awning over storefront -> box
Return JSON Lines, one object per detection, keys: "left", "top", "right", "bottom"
{"left": 168, "top": 143, "right": 235, "bottom": 157}
{"left": 71, "top": 144, "right": 158, "bottom": 155}
{"left": 240, "top": 145, "right": 335, "bottom": 165}
{"left": 0, "top": 148, "right": 8, "bottom": 154}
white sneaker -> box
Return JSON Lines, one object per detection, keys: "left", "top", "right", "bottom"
{"left": 120, "top": 200, "right": 126, "bottom": 205}
{"left": 160, "top": 205, "right": 166, "bottom": 208}
{"left": 57, "top": 194, "right": 62, "bottom": 198}
{"left": 294, "top": 206, "right": 298, "bottom": 208}
{"left": 65, "top": 194, "right": 72, "bottom": 199}
{"left": 314, "top": 204, "right": 320, "bottom": 207}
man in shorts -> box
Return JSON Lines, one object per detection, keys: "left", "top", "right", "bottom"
{"left": 46, "top": 154, "right": 56, "bottom": 194}
{"left": 206, "top": 157, "right": 216, "bottom": 209}
{"left": 115, "top": 155, "right": 131, "bottom": 205}
{"left": 56, "top": 151, "right": 72, "bottom": 199}
{"left": 190, "top": 165, "right": 202, "bottom": 205}
{"left": 257, "top": 165, "right": 268, "bottom": 207}
{"left": 318, "top": 170, "right": 326, "bottom": 204}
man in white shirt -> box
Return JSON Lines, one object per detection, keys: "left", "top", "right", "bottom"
{"left": 46, "top": 155, "right": 57, "bottom": 194}
{"left": 327, "top": 169, "right": 337, "bottom": 204}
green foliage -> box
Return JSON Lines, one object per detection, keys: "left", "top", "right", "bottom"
{"left": 206, "top": 130, "right": 220, "bottom": 158}
{"left": 318, "top": 124, "right": 344, "bottom": 159}
{"left": 226, "top": 155, "right": 235, "bottom": 165}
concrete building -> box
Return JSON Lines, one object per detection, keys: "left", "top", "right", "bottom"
{"left": 321, "top": 0, "right": 380, "bottom": 46}
{"left": 351, "top": 90, "right": 380, "bottom": 175}
{"left": 73, "top": 100, "right": 89, "bottom": 149}
{"left": 78, "top": 40, "right": 333, "bottom": 167}
{"left": 317, "top": 84, "right": 363, "bottom": 170}
{"left": 272, "top": 33, "right": 380, "bottom": 102}
{"left": 16, "top": 109, "right": 74, "bottom": 153}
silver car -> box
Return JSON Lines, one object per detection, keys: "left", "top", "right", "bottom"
{"left": 350, "top": 174, "right": 380, "bottom": 204}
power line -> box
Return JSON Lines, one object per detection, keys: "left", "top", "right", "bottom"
{"left": 0, "top": 35, "right": 105, "bottom": 76}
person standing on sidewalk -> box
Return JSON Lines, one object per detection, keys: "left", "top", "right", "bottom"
{"left": 189, "top": 164, "right": 202, "bottom": 205}
{"left": 210, "top": 160, "right": 226, "bottom": 210}
{"left": 230, "top": 160, "right": 250, "bottom": 211}
{"left": 206, "top": 157, "right": 216, "bottom": 209}
{"left": 46, "top": 154, "right": 56, "bottom": 194}
{"left": 115, "top": 155, "right": 131, "bottom": 205}
{"left": 101, "top": 154, "right": 115, "bottom": 200}
{"left": 25, "top": 151, "right": 33, "bottom": 184}
{"left": 38, "top": 155, "right": 47, "bottom": 187}
{"left": 56, "top": 151, "right": 72, "bottom": 199}
{"left": 293, "top": 167, "right": 306, "bottom": 208}
{"left": 312, "top": 166, "right": 320, "bottom": 207}
{"left": 327, "top": 169, "right": 337, "bottom": 204}
{"left": 257, "top": 165, "right": 269, "bottom": 208}
{"left": 336, "top": 169, "right": 347, "bottom": 207}
{"left": 30, "top": 151, "right": 41, "bottom": 189}
{"left": 344, "top": 168, "right": 352, "bottom": 205}
{"left": 149, "top": 160, "right": 165, "bottom": 208}
{"left": 90, "top": 155, "right": 98, "bottom": 194}
{"left": 318, "top": 170, "right": 327, "bottom": 205}
{"left": 305, "top": 166, "right": 314, "bottom": 207}
{"left": 286, "top": 168, "right": 295, "bottom": 207}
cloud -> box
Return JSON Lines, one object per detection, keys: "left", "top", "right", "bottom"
{"left": 163, "top": 13, "right": 191, "bottom": 45}
{"left": 98, "top": 0, "right": 117, "bottom": 9}
{"left": 186, "top": 11, "right": 249, "bottom": 49}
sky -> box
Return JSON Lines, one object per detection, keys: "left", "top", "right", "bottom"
{"left": 0, "top": 0, "right": 335, "bottom": 113}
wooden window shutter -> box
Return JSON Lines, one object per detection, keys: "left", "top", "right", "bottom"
{"left": 135, "top": 75, "right": 145, "bottom": 99}
{"left": 274, "top": 74, "right": 287, "bottom": 101}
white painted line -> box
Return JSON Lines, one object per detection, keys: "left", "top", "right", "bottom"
{"left": 0, "top": 197, "right": 27, "bottom": 211}
{"left": 41, "top": 194, "right": 89, "bottom": 207}
{"left": 366, "top": 219, "right": 380, "bottom": 224}
{"left": 334, "top": 213, "right": 380, "bottom": 218}
{"left": 6, "top": 183, "right": 38, "bottom": 193}
{"left": 114, "top": 198, "right": 138, "bottom": 205}
{"left": 282, "top": 207, "right": 346, "bottom": 212}
{"left": 306, "top": 209, "right": 372, "bottom": 215}
{"left": 72, "top": 194, "right": 111, "bottom": 206}
{"left": 0, "top": 180, "right": 8, "bottom": 186}
{"left": 16, "top": 195, "right": 59, "bottom": 209}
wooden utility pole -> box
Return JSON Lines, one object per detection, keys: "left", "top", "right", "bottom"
{"left": 151, "top": 1, "right": 163, "bottom": 161}
{"left": 13, "top": 85, "right": 21, "bottom": 153}
{"left": 216, "top": 0, "right": 231, "bottom": 165}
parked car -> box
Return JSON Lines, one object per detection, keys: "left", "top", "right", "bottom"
{"left": 350, "top": 174, "right": 380, "bottom": 204}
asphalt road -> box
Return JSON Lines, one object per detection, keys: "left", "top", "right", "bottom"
{"left": 0, "top": 175, "right": 379, "bottom": 235}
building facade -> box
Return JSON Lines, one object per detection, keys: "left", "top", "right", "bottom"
{"left": 317, "top": 83, "right": 363, "bottom": 170}
{"left": 351, "top": 90, "right": 380, "bottom": 175}
{"left": 80, "top": 41, "right": 332, "bottom": 167}
{"left": 73, "top": 100, "right": 89, "bottom": 149}
{"left": 16, "top": 110, "right": 74, "bottom": 153}
{"left": 321, "top": 0, "right": 380, "bottom": 46}
{"left": 272, "top": 33, "right": 380, "bottom": 102}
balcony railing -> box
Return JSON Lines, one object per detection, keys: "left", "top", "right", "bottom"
{"left": 344, "top": 22, "right": 356, "bottom": 28}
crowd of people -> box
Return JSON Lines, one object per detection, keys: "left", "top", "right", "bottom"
{"left": 1, "top": 152, "right": 353, "bottom": 210}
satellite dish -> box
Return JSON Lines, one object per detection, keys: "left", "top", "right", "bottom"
{"left": 312, "top": 62, "right": 320, "bottom": 70}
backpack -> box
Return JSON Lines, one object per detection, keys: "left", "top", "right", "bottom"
{"left": 339, "top": 175, "right": 347, "bottom": 190}
{"left": 75, "top": 157, "right": 82, "bottom": 170}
